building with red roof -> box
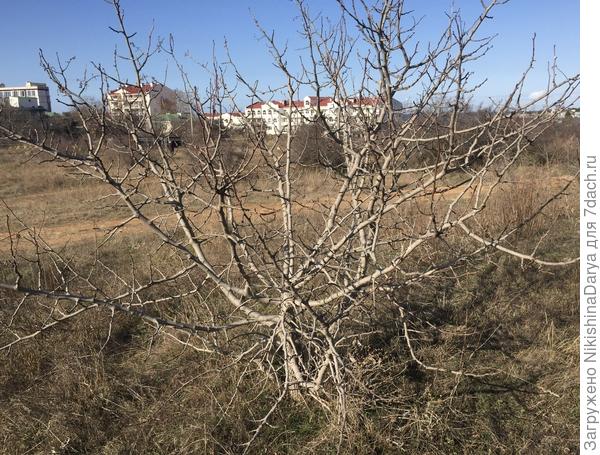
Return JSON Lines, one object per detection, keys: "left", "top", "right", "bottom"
{"left": 107, "top": 83, "right": 177, "bottom": 118}
{"left": 242, "top": 95, "right": 402, "bottom": 135}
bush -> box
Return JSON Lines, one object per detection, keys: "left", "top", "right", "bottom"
{"left": 291, "top": 121, "right": 345, "bottom": 170}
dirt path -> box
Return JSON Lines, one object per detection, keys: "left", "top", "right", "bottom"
{"left": 0, "top": 217, "right": 144, "bottom": 251}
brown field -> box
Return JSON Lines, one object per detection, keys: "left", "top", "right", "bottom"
{"left": 0, "top": 142, "right": 576, "bottom": 252}
{"left": 0, "top": 126, "right": 580, "bottom": 454}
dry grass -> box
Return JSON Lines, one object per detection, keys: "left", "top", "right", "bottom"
{"left": 0, "top": 126, "right": 579, "bottom": 454}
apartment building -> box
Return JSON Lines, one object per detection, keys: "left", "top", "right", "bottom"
{"left": 245, "top": 100, "right": 302, "bottom": 135}
{"left": 244, "top": 95, "right": 402, "bottom": 135}
{"left": 107, "top": 83, "right": 177, "bottom": 117}
{"left": 0, "top": 81, "right": 52, "bottom": 111}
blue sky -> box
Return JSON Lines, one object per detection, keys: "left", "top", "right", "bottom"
{"left": 0, "top": 0, "right": 579, "bottom": 112}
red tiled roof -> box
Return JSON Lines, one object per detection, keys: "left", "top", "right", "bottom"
{"left": 276, "top": 100, "right": 305, "bottom": 108}
{"left": 306, "top": 96, "right": 333, "bottom": 107}
{"left": 245, "top": 96, "right": 384, "bottom": 110}
{"left": 345, "top": 97, "right": 383, "bottom": 106}
{"left": 246, "top": 100, "right": 304, "bottom": 109}
{"left": 319, "top": 97, "right": 333, "bottom": 107}
{"left": 109, "top": 83, "right": 159, "bottom": 95}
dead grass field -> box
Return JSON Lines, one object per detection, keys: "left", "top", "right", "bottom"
{"left": 0, "top": 144, "right": 576, "bottom": 253}
{"left": 0, "top": 134, "right": 580, "bottom": 454}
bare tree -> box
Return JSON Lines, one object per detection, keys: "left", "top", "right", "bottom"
{"left": 0, "top": 0, "right": 578, "bottom": 450}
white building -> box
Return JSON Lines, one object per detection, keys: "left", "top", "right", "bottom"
{"left": 0, "top": 82, "right": 52, "bottom": 111}
{"left": 205, "top": 111, "right": 246, "bottom": 130}
{"left": 244, "top": 95, "right": 402, "bottom": 135}
{"left": 220, "top": 112, "right": 245, "bottom": 129}
{"left": 107, "top": 83, "right": 177, "bottom": 118}
{"left": 245, "top": 100, "right": 302, "bottom": 135}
